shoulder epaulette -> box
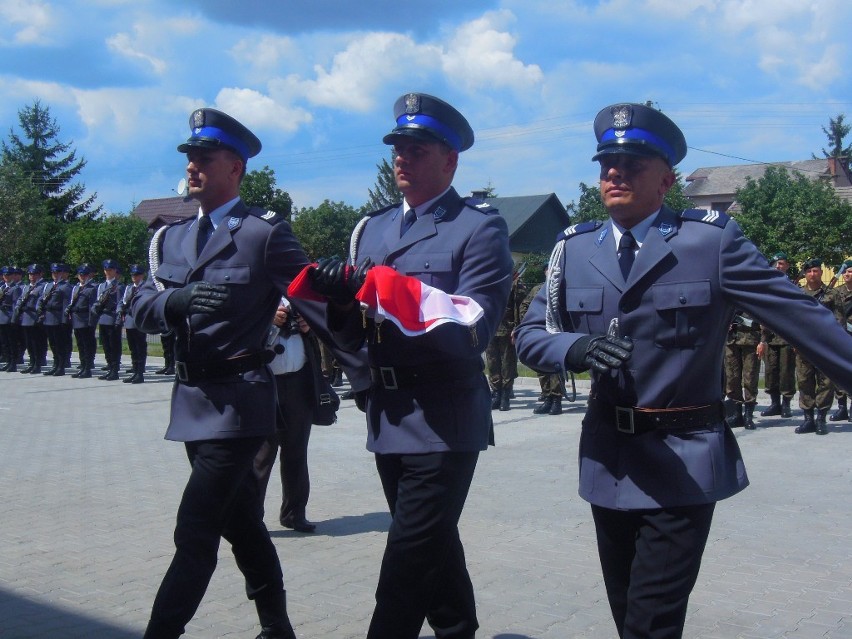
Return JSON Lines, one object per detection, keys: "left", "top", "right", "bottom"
{"left": 464, "top": 198, "right": 498, "bottom": 214}
{"left": 555, "top": 220, "right": 603, "bottom": 243}
{"left": 680, "top": 208, "right": 729, "bottom": 228}
{"left": 253, "top": 209, "right": 284, "bottom": 225}
{"left": 366, "top": 203, "right": 399, "bottom": 217}
{"left": 169, "top": 216, "right": 194, "bottom": 228}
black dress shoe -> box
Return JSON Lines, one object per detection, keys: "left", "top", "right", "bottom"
{"left": 280, "top": 514, "right": 316, "bottom": 533}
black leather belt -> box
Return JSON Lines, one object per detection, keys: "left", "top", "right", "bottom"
{"left": 370, "top": 358, "right": 483, "bottom": 390}
{"left": 175, "top": 350, "right": 275, "bottom": 384}
{"left": 589, "top": 398, "right": 725, "bottom": 435}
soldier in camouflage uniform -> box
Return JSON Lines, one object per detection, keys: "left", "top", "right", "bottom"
{"left": 758, "top": 253, "right": 796, "bottom": 418}
{"left": 486, "top": 275, "right": 525, "bottom": 411}
{"left": 724, "top": 310, "right": 761, "bottom": 429}
{"left": 518, "top": 281, "right": 564, "bottom": 415}
{"left": 795, "top": 259, "right": 835, "bottom": 435}
{"left": 827, "top": 259, "right": 852, "bottom": 422}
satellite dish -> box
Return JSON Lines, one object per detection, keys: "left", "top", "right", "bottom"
{"left": 176, "top": 178, "right": 187, "bottom": 196}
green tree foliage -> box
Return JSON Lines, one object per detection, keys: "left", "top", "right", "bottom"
{"left": 65, "top": 214, "right": 150, "bottom": 274}
{"left": 1, "top": 99, "right": 100, "bottom": 223}
{"left": 291, "top": 200, "right": 364, "bottom": 260}
{"left": 515, "top": 251, "right": 549, "bottom": 286}
{"left": 813, "top": 114, "right": 851, "bottom": 162}
{"left": 0, "top": 162, "right": 53, "bottom": 266}
{"left": 366, "top": 155, "right": 402, "bottom": 210}
{"left": 566, "top": 182, "right": 607, "bottom": 223}
{"left": 240, "top": 165, "right": 293, "bottom": 220}
{"left": 734, "top": 165, "right": 852, "bottom": 269}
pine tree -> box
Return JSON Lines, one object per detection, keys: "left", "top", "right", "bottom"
{"left": 366, "top": 155, "right": 402, "bottom": 210}
{"left": 813, "top": 113, "right": 851, "bottom": 161}
{"left": 1, "top": 99, "right": 100, "bottom": 223}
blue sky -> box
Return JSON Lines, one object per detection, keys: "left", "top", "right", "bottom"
{"left": 2, "top": 0, "right": 851, "bottom": 216}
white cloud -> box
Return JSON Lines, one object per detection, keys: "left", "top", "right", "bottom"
{"left": 230, "top": 33, "right": 300, "bottom": 77}
{"left": 107, "top": 32, "right": 167, "bottom": 74}
{"left": 282, "top": 32, "right": 436, "bottom": 112}
{"left": 442, "top": 10, "right": 543, "bottom": 93}
{"left": 0, "top": 0, "right": 55, "bottom": 45}
{"left": 214, "top": 87, "right": 313, "bottom": 134}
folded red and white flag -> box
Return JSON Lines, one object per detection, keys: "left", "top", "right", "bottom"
{"left": 355, "top": 265, "right": 483, "bottom": 336}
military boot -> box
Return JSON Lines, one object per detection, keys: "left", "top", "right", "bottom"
{"left": 131, "top": 362, "right": 145, "bottom": 384}
{"left": 830, "top": 396, "right": 848, "bottom": 422}
{"left": 122, "top": 360, "right": 137, "bottom": 383}
{"left": 781, "top": 396, "right": 792, "bottom": 418}
{"left": 42, "top": 362, "right": 58, "bottom": 376}
{"left": 795, "top": 408, "right": 816, "bottom": 434}
{"left": 724, "top": 398, "right": 743, "bottom": 428}
{"left": 101, "top": 363, "right": 119, "bottom": 381}
{"left": 743, "top": 404, "right": 756, "bottom": 430}
{"left": 499, "top": 386, "right": 511, "bottom": 411}
{"left": 533, "top": 397, "right": 553, "bottom": 415}
{"left": 77, "top": 363, "right": 93, "bottom": 378}
{"left": 19, "top": 360, "right": 34, "bottom": 374}
{"left": 254, "top": 590, "right": 297, "bottom": 639}
{"left": 53, "top": 361, "right": 66, "bottom": 377}
{"left": 549, "top": 396, "right": 563, "bottom": 416}
{"left": 815, "top": 408, "right": 829, "bottom": 435}
{"left": 760, "top": 392, "right": 781, "bottom": 416}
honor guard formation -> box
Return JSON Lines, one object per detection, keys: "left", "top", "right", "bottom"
{"left": 1, "top": 97, "right": 850, "bottom": 639}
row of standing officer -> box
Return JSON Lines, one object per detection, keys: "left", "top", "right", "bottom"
{"left": 725, "top": 256, "right": 852, "bottom": 434}
{"left": 0, "top": 260, "right": 170, "bottom": 383}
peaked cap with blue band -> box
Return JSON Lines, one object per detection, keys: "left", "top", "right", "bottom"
{"left": 177, "top": 108, "right": 262, "bottom": 162}
{"left": 382, "top": 93, "right": 474, "bottom": 152}
{"left": 592, "top": 103, "right": 687, "bottom": 167}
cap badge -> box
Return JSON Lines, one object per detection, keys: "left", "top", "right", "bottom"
{"left": 192, "top": 109, "right": 205, "bottom": 128}
{"left": 612, "top": 105, "right": 632, "bottom": 129}
{"left": 404, "top": 93, "right": 421, "bottom": 114}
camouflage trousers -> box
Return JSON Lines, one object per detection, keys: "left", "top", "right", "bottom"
{"left": 724, "top": 341, "right": 759, "bottom": 404}
{"left": 486, "top": 334, "right": 517, "bottom": 391}
{"left": 538, "top": 372, "right": 562, "bottom": 398}
{"left": 763, "top": 343, "right": 796, "bottom": 398}
{"left": 795, "top": 355, "right": 834, "bottom": 410}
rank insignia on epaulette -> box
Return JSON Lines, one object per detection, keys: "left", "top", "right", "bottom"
{"left": 680, "top": 208, "right": 729, "bottom": 228}
{"left": 228, "top": 217, "right": 240, "bottom": 230}
{"left": 475, "top": 202, "right": 490, "bottom": 209}
{"left": 261, "top": 211, "right": 277, "bottom": 221}
{"left": 559, "top": 220, "right": 602, "bottom": 242}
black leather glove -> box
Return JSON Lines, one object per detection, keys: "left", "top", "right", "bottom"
{"left": 354, "top": 389, "right": 368, "bottom": 413}
{"left": 309, "top": 257, "right": 355, "bottom": 306}
{"left": 92, "top": 302, "right": 103, "bottom": 316}
{"left": 164, "top": 281, "right": 229, "bottom": 320}
{"left": 565, "top": 334, "right": 633, "bottom": 375}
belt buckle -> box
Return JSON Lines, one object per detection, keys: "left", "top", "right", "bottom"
{"left": 379, "top": 366, "right": 398, "bottom": 390}
{"left": 175, "top": 361, "right": 189, "bottom": 383}
{"left": 615, "top": 406, "right": 635, "bottom": 434}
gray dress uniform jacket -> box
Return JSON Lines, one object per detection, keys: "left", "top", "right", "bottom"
{"left": 17, "top": 280, "right": 47, "bottom": 326}
{"left": 515, "top": 207, "right": 852, "bottom": 510}
{"left": 68, "top": 281, "right": 98, "bottom": 329}
{"left": 333, "top": 188, "right": 514, "bottom": 454}
{"left": 132, "top": 200, "right": 312, "bottom": 443}
{"left": 40, "top": 280, "right": 73, "bottom": 326}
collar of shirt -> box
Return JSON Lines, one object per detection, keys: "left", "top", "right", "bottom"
{"left": 403, "top": 186, "right": 452, "bottom": 219}
{"left": 610, "top": 208, "right": 661, "bottom": 251}
{"left": 198, "top": 196, "right": 241, "bottom": 230}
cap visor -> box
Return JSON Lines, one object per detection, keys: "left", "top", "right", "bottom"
{"left": 592, "top": 144, "right": 667, "bottom": 163}
{"left": 383, "top": 128, "right": 443, "bottom": 147}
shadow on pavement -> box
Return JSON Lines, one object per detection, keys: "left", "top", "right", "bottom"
{"left": 269, "top": 511, "right": 392, "bottom": 538}
{"left": 0, "top": 587, "right": 139, "bottom": 639}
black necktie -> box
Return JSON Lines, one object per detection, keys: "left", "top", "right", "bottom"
{"left": 618, "top": 231, "right": 636, "bottom": 280}
{"left": 196, "top": 215, "right": 213, "bottom": 257}
{"left": 400, "top": 208, "right": 416, "bottom": 238}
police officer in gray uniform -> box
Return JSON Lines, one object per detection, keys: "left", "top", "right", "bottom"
{"left": 308, "top": 93, "right": 513, "bottom": 639}
{"left": 118, "top": 264, "right": 148, "bottom": 384}
{"left": 67, "top": 263, "right": 99, "bottom": 378}
{"left": 93, "top": 259, "right": 123, "bottom": 380}
{"left": 15, "top": 264, "right": 48, "bottom": 374}
{"left": 131, "top": 108, "right": 309, "bottom": 639}
{"left": 515, "top": 102, "right": 852, "bottom": 639}
{"left": 38, "top": 262, "right": 74, "bottom": 376}
{"left": 0, "top": 266, "right": 22, "bottom": 369}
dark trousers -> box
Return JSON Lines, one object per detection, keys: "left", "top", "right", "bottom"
{"left": 74, "top": 327, "right": 97, "bottom": 366}
{"left": 253, "top": 366, "right": 314, "bottom": 520}
{"left": 99, "top": 324, "right": 122, "bottom": 367}
{"left": 591, "top": 502, "right": 715, "bottom": 639}
{"left": 0, "top": 322, "right": 14, "bottom": 362}
{"left": 144, "top": 437, "right": 284, "bottom": 639}
{"left": 22, "top": 325, "right": 47, "bottom": 365}
{"left": 126, "top": 327, "right": 148, "bottom": 367}
{"left": 45, "top": 324, "right": 72, "bottom": 366}
{"left": 367, "top": 451, "right": 479, "bottom": 639}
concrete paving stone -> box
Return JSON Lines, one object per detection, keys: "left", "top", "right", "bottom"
{"left": 2, "top": 369, "right": 852, "bottom": 638}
